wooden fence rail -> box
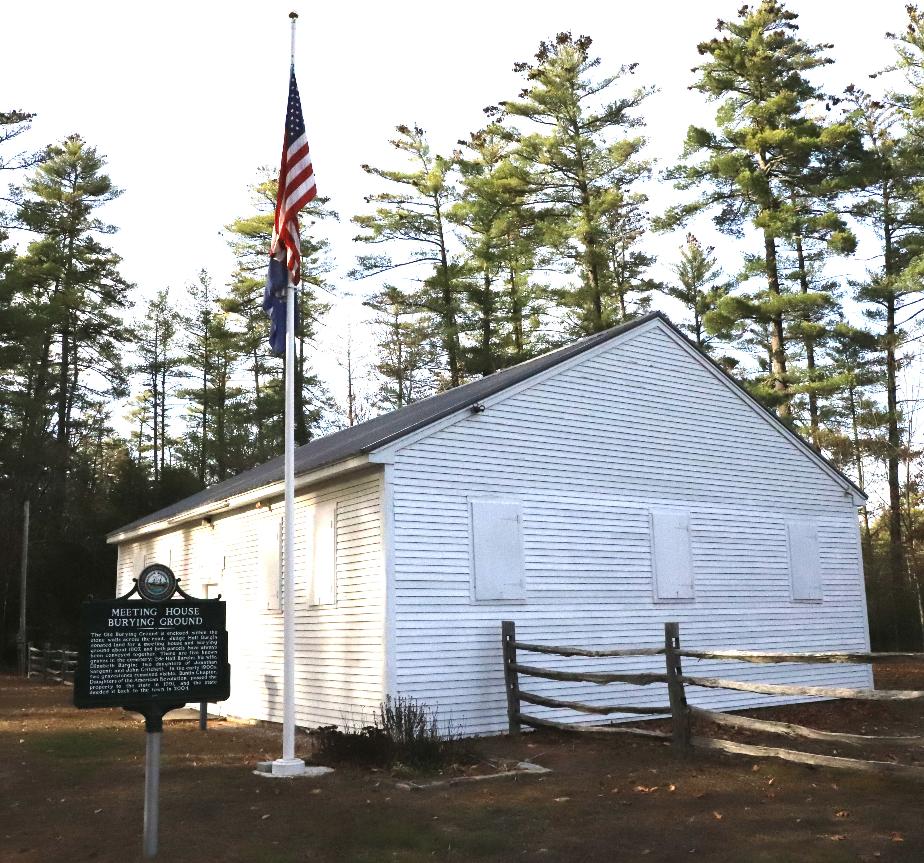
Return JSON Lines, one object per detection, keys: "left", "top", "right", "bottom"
{"left": 682, "top": 674, "right": 924, "bottom": 701}
{"left": 502, "top": 620, "right": 681, "bottom": 742}
{"left": 501, "top": 620, "right": 924, "bottom": 780}
{"left": 678, "top": 649, "right": 924, "bottom": 665}
{"left": 27, "top": 642, "right": 77, "bottom": 684}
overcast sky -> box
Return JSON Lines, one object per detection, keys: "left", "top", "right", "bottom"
{"left": 1, "top": 0, "right": 914, "bottom": 441}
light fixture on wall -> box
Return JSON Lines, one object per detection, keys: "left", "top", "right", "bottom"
{"left": 470, "top": 403, "right": 486, "bottom": 414}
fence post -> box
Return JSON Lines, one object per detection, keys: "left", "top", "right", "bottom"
{"left": 199, "top": 701, "right": 208, "bottom": 731}
{"left": 664, "top": 622, "right": 691, "bottom": 752}
{"left": 501, "top": 620, "right": 521, "bottom": 735}
{"left": 42, "top": 641, "right": 51, "bottom": 683}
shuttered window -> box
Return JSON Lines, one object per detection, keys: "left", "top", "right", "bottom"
{"left": 651, "top": 509, "right": 694, "bottom": 601}
{"left": 471, "top": 500, "right": 525, "bottom": 601}
{"left": 788, "top": 520, "right": 822, "bottom": 601}
{"left": 197, "top": 528, "right": 223, "bottom": 586}
{"left": 261, "top": 517, "right": 282, "bottom": 612}
{"left": 310, "top": 501, "right": 337, "bottom": 607}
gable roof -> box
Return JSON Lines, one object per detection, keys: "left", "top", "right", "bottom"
{"left": 108, "top": 312, "right": 864, "bottom": 541}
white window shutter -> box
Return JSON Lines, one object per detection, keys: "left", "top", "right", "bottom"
{"left": 198, "top": 528, "right": 218, "bottom": 585}
{"left": 788, "top": 520, "right": 822, "bottom": 600}
{"left": 310, "top": 501, "right": 337, "bottom": 606}
{"left": 471, "top": 500, "right": 525, "bottom": 601}
{"left": 262, "top": 517, "right": 282, "bottom": 611}
{"left": 651, "top": 509, "right": 694, "bottom": 600}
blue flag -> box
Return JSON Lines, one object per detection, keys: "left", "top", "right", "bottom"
{"left": 263, "top": 256, "right": 289, "bottom": 356}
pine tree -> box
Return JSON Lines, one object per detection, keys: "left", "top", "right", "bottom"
{"left": 15, "top": 135, "right": 132, "bottom": 492}
{"left": 603, "top": 192, "right": 657, "bottom": 322}
{"left": 0, "top": 109, "right": 45, "bottom": 179}
{"left": 353, "top": 125, "right": 464, "bottom": 387}
{"left": 364, "top": 285, "right": 435, "bottom": 409}
{"left": 334, "top": 324, "right": 374, "bottom": 428}
{"left": 662, "top": 234, "right": 729, "bottom": 352}
{"left": 842, "top": 39, "right": 924, "bottom": 642}
{"left": 134, "top": 289, "right": 182, "bottom": 480}
{"left": 451, "top": 123, "right": 547, "bottom": 374}
{"left": 823, "top": 324, "right": 886, "bottom": 545}
{"left": 180, "top": 270, "right": 215, "bottom": 486}
{"left": 500, "top": 32, "right": 654, "bottom": 334}
{"left": 663, "top": 2, "right": 855, "bottom": 419}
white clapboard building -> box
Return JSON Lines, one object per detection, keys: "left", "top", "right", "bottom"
{"left": 107, "top": 313, "right": 872, "bottom": 735}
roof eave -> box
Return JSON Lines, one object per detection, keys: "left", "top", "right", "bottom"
{"left": 106, "top": 454, "right": 374, "bottom": 545}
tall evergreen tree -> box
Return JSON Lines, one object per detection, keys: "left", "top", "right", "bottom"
{"left": 451, "top": 123, "right": 547, "bottom": 374}
{"left": 603, "top": 192, "right": 657, "bottom": 321}
{"left": 662, "top": 234, "right": 729, "bottom": 352}
{"left": 842, "top": 38, "right": 924, "bottom": 640}
{"left": 499, "top": 32, "right": 654, "bottom": 334}
{"left": 662, "top": 1, "right": 855, "bottom": 419}
{"left": 353, "top": 125, "right": 465, "bottom": 388}
{"left": 364, "top": 285, "right": 435, "bottom": 410}
{"left": 14, "top": 136, "right": 132, "bottom": 495}
{"left": 134, "top": 288, "right": 181, "bottom": 480}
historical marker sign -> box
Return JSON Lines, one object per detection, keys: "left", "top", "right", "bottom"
{"left": 75, "top": 599, "right": 230, "bottom": 709}
{"left": 74, "top": 566, "right": 230, "bottom": 859}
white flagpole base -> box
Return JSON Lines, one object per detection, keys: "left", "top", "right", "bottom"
{"left": 255, "top": 758, "right": 333, "bottom": 779}
{"left": 271, "top": 757, "right": 307, "bottom": 776}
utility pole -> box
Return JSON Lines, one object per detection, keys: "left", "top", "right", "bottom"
{"left": 17, "top": 499, "right": 30, "bottom": 676}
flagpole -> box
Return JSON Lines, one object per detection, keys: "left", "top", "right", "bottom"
{"left": 273, "top": 9, "right": 305, "bottom": 777}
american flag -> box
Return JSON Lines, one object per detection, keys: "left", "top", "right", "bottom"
{"left": 270, "top": 65, "right": 316, "bottom": 285}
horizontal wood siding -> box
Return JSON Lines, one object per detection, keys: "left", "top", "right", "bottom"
{"left": 116, "top": 468, "right": 386, "bottom": 728}
{"left": 388, "top": 323, "right": 871, "bottom": 736}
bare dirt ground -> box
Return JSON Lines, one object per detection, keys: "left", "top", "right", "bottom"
{"left": 2, "top": 664, "right": 924, "bottom": 863}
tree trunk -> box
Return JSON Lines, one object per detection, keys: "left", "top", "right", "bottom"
{"left": 252, "top": 347, "right": 264, "bottom": 462}
{"left": 215, "top": 358, "right": 227, "bottom": 482}
{"left": 395, "top": 308, "right": 406, "bottom": 408}
{"left": 579, "top": 181, "right": 604, "bottom": 331}
{"left": 199, "top": 311, "right": 209, "bottom": 486}
{"left": 885, "top": 291, "right": 905, "bottom": 643}
{"left": 160, "top": 346, "right": 167, "bottom": 476}
{"left": 57, "top": 326, "right": 69, "bottom": 448}
{"left": 151, "top": 324, "right": 159, "bottom": 482}
{"left": 573, "top": 128, "right": 604, "bottom": 333}
{"left": 433, "top": 197, "right": 461, "bottom": 387}
{"left": 764, "top": 231, "right": 789, "bottom": 418}
{"left": 882, "top": 185, "right": 905, "bottom": 647}
{"left": 846, "top": 377, "right": 872, "bottom": 550}
{"left": 481, "top": 268, "right": 494, "bottom": 376}
{"left": 610, "top": 243, "right": 628, "bottom": 322}
{"left": 794, "top": 237, "right": 820, "bottom": 446}
{"left": 507, "top": 254, "right": 524, "bottom": 360}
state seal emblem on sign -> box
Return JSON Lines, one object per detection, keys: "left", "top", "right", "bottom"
{"left": 137, "top": 563, "right": 177, "bottom": 602}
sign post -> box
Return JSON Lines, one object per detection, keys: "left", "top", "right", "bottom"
{"left": 74, "top": 564, "right": 230, "bottom": 859}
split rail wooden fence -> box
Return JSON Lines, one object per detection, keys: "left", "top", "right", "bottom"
{"left": 27, "top": 642, "right": 77, "bottom": 683}
{"left": 501, "top": 620, "right": 924, "bottom": 779}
